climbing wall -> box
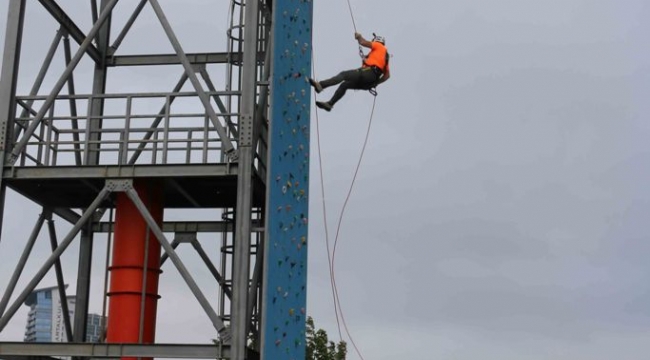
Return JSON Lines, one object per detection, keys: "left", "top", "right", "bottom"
{"left": 261, "top": 0, "right": 312, "bottom": 359}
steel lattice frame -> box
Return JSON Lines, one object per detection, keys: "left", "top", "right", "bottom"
{"left": 0, "top": 0, "right": 312, "bottom": 359}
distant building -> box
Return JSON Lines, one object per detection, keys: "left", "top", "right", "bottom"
{"left": 85, "top": 313, "right": 104, "bottom": 343}
{"left": 23, "top": 286, "right": 106, "bottom": 342}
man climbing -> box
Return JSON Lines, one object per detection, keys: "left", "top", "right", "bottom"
{"left": 308, "top": 32, "right": 391, "bottom": 112}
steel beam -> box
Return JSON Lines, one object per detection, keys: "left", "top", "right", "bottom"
{"left": 191, "top": 238, "right": 233, "bottom": 299}
{"left": 109, "top": 0, "right": 147, "bottom": 54}
{"left": 0, "top": 342, "right": 233, "bottom": 359}
{"left": 0, "top": 0, "right": 26, "bottom": 245}
{"left": 169, "top": 179, "right": 201, "bottom": 207}
{"left": 199, "top": 68, "right": 239, "bottom": 138}
{"left": 74, "top": 1, "right": 113, "bottom": 343}
{"left": 3, "top": 163, "right": 235, "bottom": 179}
{"left": 72, "top": 226, "right": 94, "bottom": 343}
{"left": 106, "top": 52, "right": 253, "bottom": 67}
{"left": 159, "top": 236, "right": 181, "bottom": 267}
{"left": 251, "top": 32, "right": 273, "bottom": 183}
{"left": 62, "top": 33, "right": 82, "bottom": 166}
{"left": 84, "top": 0, "right": 111, "bottom": 167}
{"left": 231, "top": 0, "right": 261, "bottom": 358}
{"left": 246, "top": 238, "right": 264, "bottom": 337}
{"left": 91, "top": 0, "right": 98, "bottom": 25}
{"left": 15, "top": 90, "right": 237, "bottom": 101}
{"left": 37, "top": 0, "right": 102, "bottom": 63}
{"left": 93, "top": 220, "right": 248, "bottom": 234}
{"left": 45, "top": 212, "right": 73, "bottom": 342}
{"left": 53, "top": 207, "right": 82, "bottom": 224}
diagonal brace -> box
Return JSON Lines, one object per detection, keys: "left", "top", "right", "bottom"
{"left": 120, "top": 180, "right": 231, "bottom": 342}
{"left": 190, "top": 238, "right": 233, "bottom": 300}
{"left": 109, "top": 0, "right": 147, "bottom": 54}
{"left": 0, "top": 186, "right": 110, "bottom": 332}
{"left": 148, "top": 0, "right": 237, "bottom": 160}
{"left": 0, "top": 212, "right": 47, "bottom": 317}
{"left": 198, "top": 68, "right": 239, "bottom": 139}
{"left": 128, "top": 72, "right": 189, "bottom": 165}
{"left": 38, "top": 0, "right": 102, "bottom": 63}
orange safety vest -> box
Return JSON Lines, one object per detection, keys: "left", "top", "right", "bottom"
{"left": 362, "top": 41, "right": 389, "bottom": 73}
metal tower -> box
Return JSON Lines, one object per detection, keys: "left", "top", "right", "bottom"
{"left": 0, "top": 1, "right": 312, "bottom": 360}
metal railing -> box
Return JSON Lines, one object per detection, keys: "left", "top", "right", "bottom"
{"left": 9, "top": 91, "right": 269, "bottom": 170}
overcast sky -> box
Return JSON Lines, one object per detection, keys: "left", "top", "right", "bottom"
{"left": 2, "top": 1, "right": 650, "bottom": 360}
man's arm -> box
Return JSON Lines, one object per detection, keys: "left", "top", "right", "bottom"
{"left": 377, "top": 66, "right": 390, "bottom": 85}
{"left": 355, "top": 32, "right": 373, "bottom": 48}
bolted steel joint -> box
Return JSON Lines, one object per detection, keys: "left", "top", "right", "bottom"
{"left": 105, "top": 179, "right": 134, "bottom": 193}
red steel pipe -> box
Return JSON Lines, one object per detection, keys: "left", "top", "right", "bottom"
{"left": 107, "top": 180, "right": 163, "bottom": 359}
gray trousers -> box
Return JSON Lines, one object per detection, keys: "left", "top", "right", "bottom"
{"left": 320, "top": 67, "right": 379, "bottom": 105}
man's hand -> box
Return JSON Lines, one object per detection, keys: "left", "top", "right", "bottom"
{"left": 355, "top": 32, "right": 372, "bottom": 48}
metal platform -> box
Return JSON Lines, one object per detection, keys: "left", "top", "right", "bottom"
{"left": 3, "top": 163, "right": 265, "bottom": 209}
{"left": 0, "top": 342, "right": 263, "bottom": 360}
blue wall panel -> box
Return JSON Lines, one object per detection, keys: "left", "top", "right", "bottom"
{"left": 262, "top": 0, "right": 313, "bottom": 359}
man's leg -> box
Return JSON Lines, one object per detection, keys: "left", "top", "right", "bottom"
{"left": 319, "top": 69, "right": 359, "bottom": 89}
{"left": 316, "top": 80, "right": 353, "bottom": 112}
{"left": 328, "top": 81, "right": 354, "bottom": 105}
{"left": 314, "top": 68, "right": 369, "bottom": 112}
{"left": 315, "top": 69, "right": 363, "bottom": 111}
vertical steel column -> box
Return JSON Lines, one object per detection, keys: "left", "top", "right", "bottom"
{"left": 62, "top": 34, "right": 82, "bottom": 166}
{"left": 232, "top": 0, "right": 260, "bottom": 358}
{"left": 74, "top": 0, "right": 113, "bottom": 343}
{"left": 84, "top": 0, "right": 111, "bottom": 166}
{"left": 0, "top": 0, "right": 25, "bottom": 244}
{"left": 46, "top": 213, "right": 74, "bottom": 342}
{"left": 72, "top": 223, "right": 94, "bottom": 343}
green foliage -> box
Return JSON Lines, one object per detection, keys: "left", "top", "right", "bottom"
{"left": 306, "top": 316, "right": 347, "bottom": 360}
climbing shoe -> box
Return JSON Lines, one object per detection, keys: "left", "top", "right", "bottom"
{"left": 308, "top": 78, "right": 323, "bottom": 93}
{"left": 315, "top": 101, "right": 332, "bottom": 112}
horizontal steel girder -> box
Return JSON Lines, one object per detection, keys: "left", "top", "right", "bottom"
{"left": 106, "top": 52, "right": 265, "bottom": 67}
{"left": 0, "top": 342, "right": 234, "bottom": 359}
{"left": 92, "top": 220, "right": 264, "bottom": 233}
{"left": 3, "top": 164, "right": 237, "bottom": 179}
